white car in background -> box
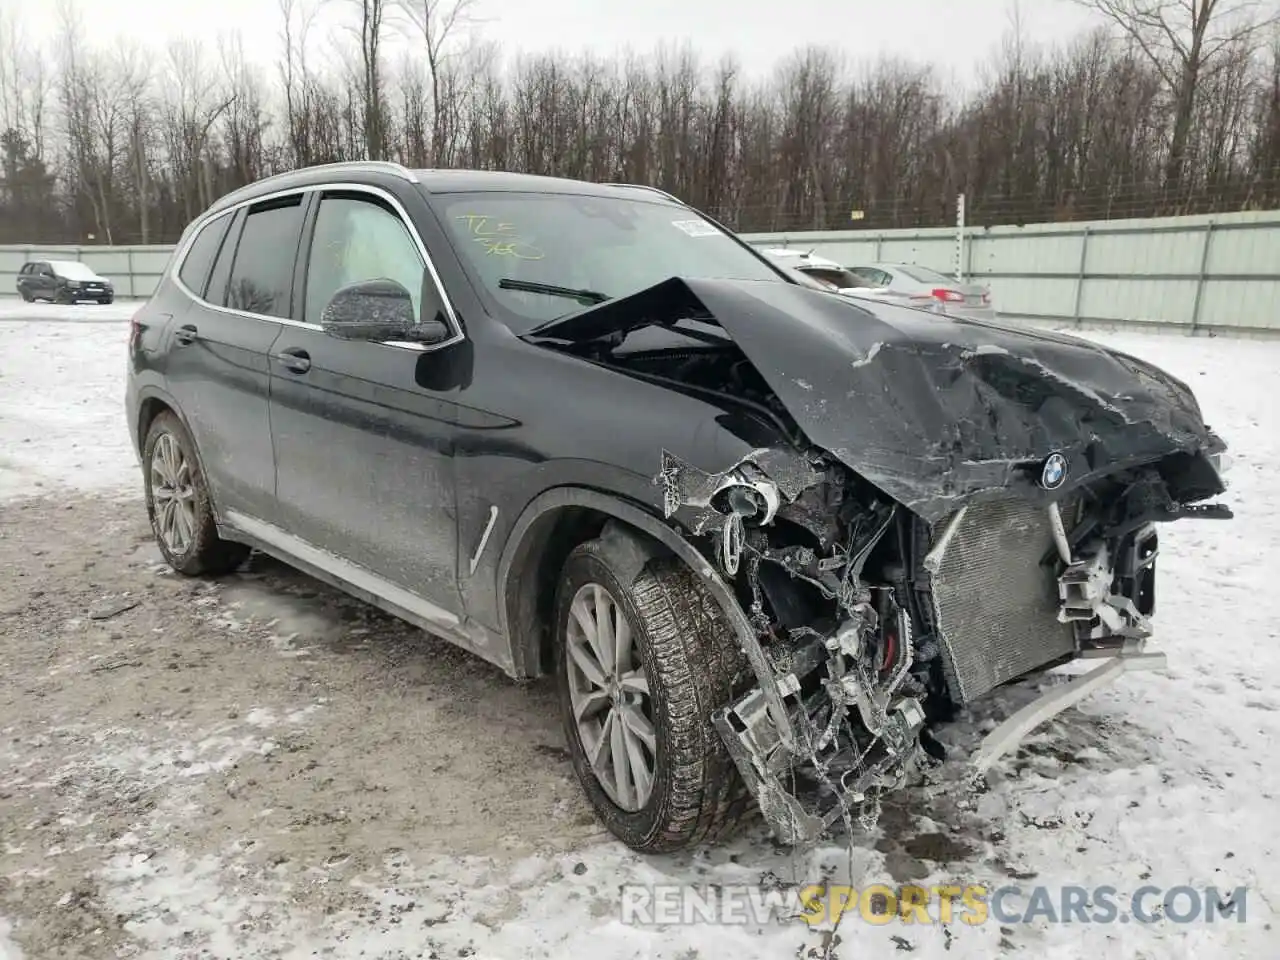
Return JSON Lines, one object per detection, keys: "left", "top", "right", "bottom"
{"left": 761, "top": 248, "right": 995, "bottom": 320}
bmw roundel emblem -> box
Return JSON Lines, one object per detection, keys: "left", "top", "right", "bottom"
{"left": 1040, "top": 453, "right": 1069, "bottom": 490}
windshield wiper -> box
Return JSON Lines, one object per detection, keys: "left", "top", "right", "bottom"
{"left": 498, "top": 278, "right": 610, "bottom": 306}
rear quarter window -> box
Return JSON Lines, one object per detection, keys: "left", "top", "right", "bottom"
{"left": 178, "top": 214, "right": 233, "bottom": 298}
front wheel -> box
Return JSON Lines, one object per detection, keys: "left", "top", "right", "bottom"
{"left": 554, "top": 538, "right": 752, "bottom": 852}
{"left": 142, "top": 412, "right": 249, "bottom": 576}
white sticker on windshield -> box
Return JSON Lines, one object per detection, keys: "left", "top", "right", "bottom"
{"left": 672, "top": 219, "right": 722, "bottom": 237}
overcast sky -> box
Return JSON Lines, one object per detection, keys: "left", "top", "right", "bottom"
{"left": 17, "top": 0, "right": 1105, "bottom": 83}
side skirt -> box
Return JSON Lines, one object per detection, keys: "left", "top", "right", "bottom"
{"left": 219, "top": 509, "right": 515, "bottom": 676}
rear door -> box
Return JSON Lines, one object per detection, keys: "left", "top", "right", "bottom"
{"left": 266, "top": 186, "right": 464, "bottom": 621}
{"left": 162, "top": 195, "right": 304, "bottom": 520}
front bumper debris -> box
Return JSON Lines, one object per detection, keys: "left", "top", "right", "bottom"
{"left": 970, "top": 648, "right": 1167, "bottom": 773}
{"left": 707, "top": 490, "right": 1198, "bottom": 846}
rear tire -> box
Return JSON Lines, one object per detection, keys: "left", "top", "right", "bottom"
{"left": 554, "top": 539, "right": 752, "bottom": 853}
{"left": 19, "top": 289, "right": 32, "bottom": 302}
{"left": 142, "top": 412, "right": 249, "bottom": 576}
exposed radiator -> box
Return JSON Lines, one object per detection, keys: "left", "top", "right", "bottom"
{"left": 927, "top": 498, "right": 1078, "bottom": 703}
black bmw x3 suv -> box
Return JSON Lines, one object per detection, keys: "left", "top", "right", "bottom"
{"left": 126, "top": 160, "right": 1230, "bottom": 852}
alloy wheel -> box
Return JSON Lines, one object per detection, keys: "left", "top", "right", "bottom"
{"left": 564, "top": 582, "right": 657, "bottom": 811}
{"left": 150, "top": 432, "right": 198, "bottom": 556}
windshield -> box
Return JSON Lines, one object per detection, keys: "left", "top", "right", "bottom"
{"left": 433, "top": 191, "right": 784, "bottom": 333}
{"left": 49, "top": 261, "right": 99, "bottom": 281}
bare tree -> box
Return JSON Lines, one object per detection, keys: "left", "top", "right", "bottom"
{"left": 1249, "top": 29, "right": 1280, "bottom": 202}
{"left": 398, "top": 0, "right": 483, "bottom": 163}
{"left": 1073, "top": 0, "right": 1280, "bottom": 193}
{"left": 279, "top": 0, "right": 325, "bottom": 166}
{"left": 160, "top": 39, "right": 235, "bottom": 223}
{"left": 220, "top": 35, "right": 272, "bottom": 186}
{"left": 54, "top": 0, "right": 113, "bottom": 241}
{"left": 340, "top": 0, "right": 393, "bottom": 160}
{"left": 108, "top": 41, "right": 154, "bottom": 243}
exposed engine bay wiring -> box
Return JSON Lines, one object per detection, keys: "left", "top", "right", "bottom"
{"left": 656, "top": 442, "right": 1227, "bottom": 845}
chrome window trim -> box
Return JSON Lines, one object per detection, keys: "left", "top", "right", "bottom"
{"left": 168, "top": 181, "right": 465, "bottom": 352}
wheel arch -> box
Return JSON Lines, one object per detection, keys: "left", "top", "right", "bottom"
{"left": 496, "top": 486, "right": 751, "bottom": 681}
{"left": 134, "top": 387, "right": 223, "bottom": 522}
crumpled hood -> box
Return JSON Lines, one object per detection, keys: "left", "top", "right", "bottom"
{"left": 528, "top": 276, "right": 1227, "bottom": 520}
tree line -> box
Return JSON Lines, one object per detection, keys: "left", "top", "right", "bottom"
{"left": 1, "top": 0, "right": 1278, "bottom": 245}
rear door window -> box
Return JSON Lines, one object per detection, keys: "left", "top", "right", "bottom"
{"left": 224, "top": 195, "right": 306, "bottom": 318}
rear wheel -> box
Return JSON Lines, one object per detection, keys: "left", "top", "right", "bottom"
{"left": 554, "top": 538, "right": 752, "bottom": 852}
{"left": 142, "top": 412, "right": 249, "bottom": 576}
{"left": 19, "top": 288, "right": 32, "bottom": 302}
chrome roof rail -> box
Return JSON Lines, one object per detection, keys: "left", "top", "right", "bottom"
{"left": 287, "top": 160, "right": 419, "bottom": 184}
{"left": 210, "top": 160, "right": 420, "bottom": 214}
{"left": 611, "top": 183, "right": 685, "bottom": 205}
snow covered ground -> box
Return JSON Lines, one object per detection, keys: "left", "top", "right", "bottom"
{"left": 0, "top": 304, "right": 1276, "bottom": 958}
{"left": 0, "top": 301, "right": 140, "bottom": 500}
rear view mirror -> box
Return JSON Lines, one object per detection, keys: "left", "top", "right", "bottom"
{"left": 320, "top": 278, "right": 451, "bottom": 345}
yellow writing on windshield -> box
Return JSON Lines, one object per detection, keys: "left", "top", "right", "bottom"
{"left": 456, "top": 214, "right": 515, "bottom": 237}
{"left": 455, "top": 214, "right": 545, "bottom": 260}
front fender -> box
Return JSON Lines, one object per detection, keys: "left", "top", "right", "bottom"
{"left": 495, "top": 485, "right": 798, "bottom": 750}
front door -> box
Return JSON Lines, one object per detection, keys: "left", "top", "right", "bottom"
{"left": 267, "top": 188, "right": 463, "bottom": 620}
{"left": 30, "top": 263, "right": 54, "bottom": 298}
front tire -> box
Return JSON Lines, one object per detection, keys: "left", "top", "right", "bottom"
{"left": 142, "top": 412, "right": 249, "bottom": 576}
{"left": 554, "top": 539, "right": 751, "bottom": 853}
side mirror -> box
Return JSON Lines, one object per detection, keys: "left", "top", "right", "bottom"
{"left": 320, "top": 278, "right": 452, "bottom": 345}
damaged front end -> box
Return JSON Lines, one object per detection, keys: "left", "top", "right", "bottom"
{"left": 660, "top": 444, "right": 1230, "bottom": 845}
{"left": 527, "top": 274, "right": 1233, "bottom": 845}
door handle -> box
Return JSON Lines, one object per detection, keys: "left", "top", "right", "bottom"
{"left": 274, "top": 347, "right": 311, "bottom": 373}
{"left": 174, "top": 324, "right": 199, "bottom": 345}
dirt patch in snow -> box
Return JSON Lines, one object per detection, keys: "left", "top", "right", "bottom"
{"left": 0, "top": 494, "right": 597, "bottom": 958}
